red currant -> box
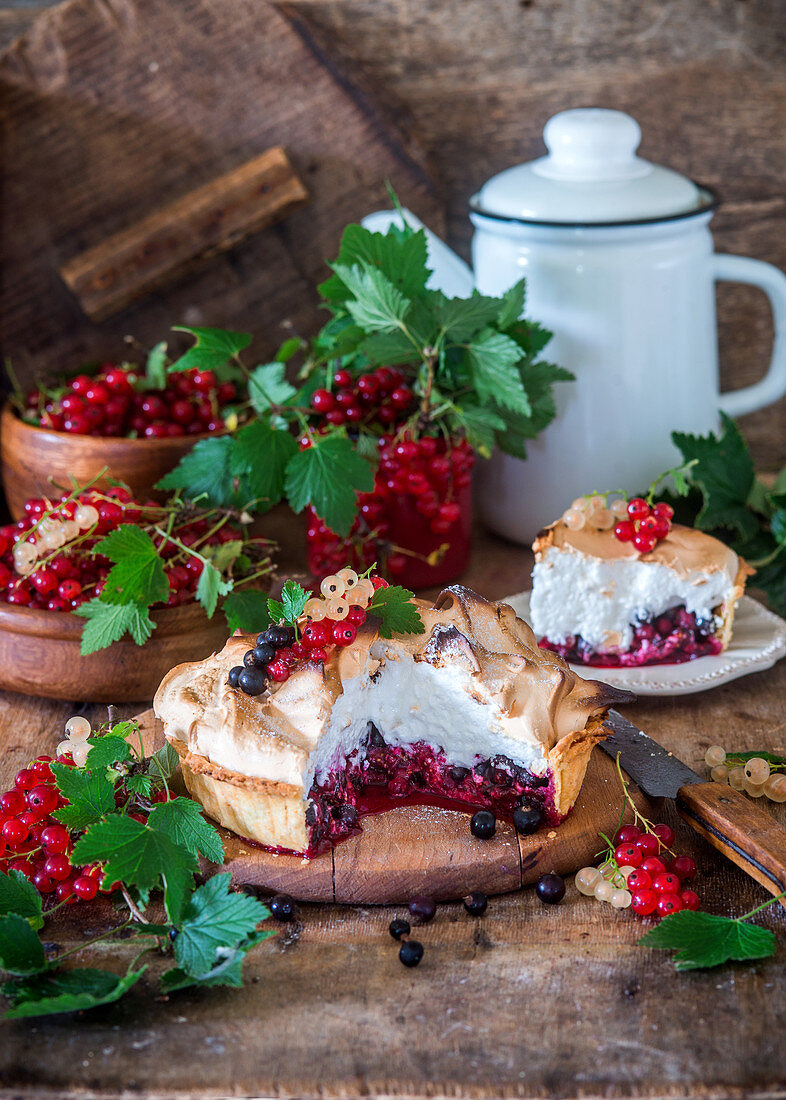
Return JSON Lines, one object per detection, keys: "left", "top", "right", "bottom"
{"left": 0, "top": 791, "right": 26, "bottom": 816}
{"left": 56, "top": 879, "right": 77, "bottom": 903}
{"left": 333, "top": 369, "right": 353, "bottom": 388}
{"left": 652, "top": 823, "right": 675, "bottom": 848}
{"left": 14, "top": 769, "right": 37, "bottom": 792}
{"left": 308, "top": 648, "right": 328, "bottom": 663}
{"left": 267, "top": 659, "right": 290, "bottom": 683}
{"left": 614, "top": 824, "right": 642, "bottom": 845}
{"left": 614, "top": 843, "right": 642, "bottom": 868}
{"left": 630, "top": 888, "right": 658, "bottom": 916}
{"left": 346, "top": 605, "right": 366, "bottom": 627}
{"left": 613, "top": 520, "right": 636, "bottom": 542}
{"left": 26, "top": 785, "right": 58, "bottom": 818}
{"left": 41, "top": 824, "right": 69, "bottom": 854}
{"left": 679, "top": 889, "right": 700, "bottom": 911}
{"left": 656, "top": 893, "right": 683, "bottom": 916}
{"left": 652, "top": 872, "right": 681, "bottom": 894}
{"left": 302, "top": 622, "right": 330, "bottom": 649}
{"left": 670, "top": 855, "right": 697, "bottom": 882}
{"left": 43, "top": 855, "right": 72, "bottom": 881}
{"left": 653, "top": 502, "right": 674, "bottom": 520}
{"left": 2, "top": 818, "right": 28, "bottom": 847}
{"left": 632, "top": 532, "right": 656, "bottom": 554}
{"left": 73, "top": 875, "right": 99, "bottom": 901}
{"left": 191, "top": 370, "right": 217, "bottom": 394}
{"left": 311, "top": 389, "right": 336, "bottom": 414}
{"left": 640, "top": 856, "right": 667, "bottom": 877}
{"left": 625, "top": 868, "right": 652, "bottom": 892}
{"left": 627, "top": 498, "right": 650, "bottom": 521}
{"left": 635, "top": 833, "right": 660, "bottom": 858}
{"left": 390, "top": 386, "right": 412, "bottom": 409}
{"left": 32, "top": 870, "right": 57, "bottom": 894}
{"left": 332, "top": 623, "right": 357, "bottom": 647}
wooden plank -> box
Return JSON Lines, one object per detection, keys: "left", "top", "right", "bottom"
{"left": 59, "top": 146, "right": 309, "bottom": 320}
{"left": 0, "top": 519, "right": 785, "bottom": 1097}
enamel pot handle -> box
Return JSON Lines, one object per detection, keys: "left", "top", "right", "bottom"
{"left": 714, "top": 253, "right": 786, "bottom": 418}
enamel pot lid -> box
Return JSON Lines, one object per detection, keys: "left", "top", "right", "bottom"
{"left": 470, "top": 108, "right": 717, "bottom": 228}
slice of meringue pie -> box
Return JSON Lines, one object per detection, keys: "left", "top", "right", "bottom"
{"left": 154, "top": 584, "right": 632, "bottom": 857}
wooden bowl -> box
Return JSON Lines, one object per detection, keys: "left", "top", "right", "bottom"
{"left": 0, "top": 600, "right": 229, "bottom": 703}
{"left": 0, "top": 403, "right": 212, "bottom": 519}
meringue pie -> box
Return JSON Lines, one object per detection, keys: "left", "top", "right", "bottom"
{"left": 531, "top": 519, "right": 751, "bottom": 667}
{"left": 154, "top": 585, "right": 630, "bottom": 856}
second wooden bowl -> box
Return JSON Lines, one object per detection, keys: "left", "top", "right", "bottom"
{"left": 1, "top": 403, "right": 212, "bottom": 519}
{"left": 0, "top": 599, "right": 230, "bottom": 703}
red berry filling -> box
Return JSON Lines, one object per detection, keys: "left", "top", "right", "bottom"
{"left": 539, "top": 604, "right": 722, "bottom": 667}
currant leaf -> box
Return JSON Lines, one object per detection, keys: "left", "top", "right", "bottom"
{"left": 156, "top": 435, "right": 239, "bottom": 508}
{"left": 148, "top": 798, "right": 225, "bottom": 865}
{"left": 464, "top": 330, "right": 531, "bottom": 414}
{"left": 51, "top": 761, "right": 117, "bottom": 829}
{"left": 84, "top": 736, "right": 134, "bottom": 771}
{"left": 230, "top": 419, "right": 298, "bottom": 511}
{"left": 74, "top": 599, "right": 156, "bottom": 655}
{"left": 672, "top": 414, "right": 758, "bottom": 540}
{"left": 267, "top": 579, "right": 310, "bottom": 627}
{"left": 0, "top": 914, "right": 47, "bottom": 975}
{"left": 169, "top": 326, "right": 251, "bottom": 374}
{"left": 247, "top": 362, "right": 297, "bottom": 413}
{"left": 3, "top": 966, "right": 146, "bottom": 1018}
{"left": 284, "top": 433, "right": 375, "bottom": 537}
{"left": 173, "top": 873, "right": 265, "bottom": 976}
{"left": 369, "top": 585, "right": 425, "bottom": 639}
{"left": 93, "top": 526, "right": 169, "bottom": 607}
{"left": 223, "top": 589, "right": 272, "bottom": 635}
{"left": 320, "top": 223, "right": 429, "bottom": 304}
{"left": 639, "top": 909, "right": 776, "bottom": 971}
{"left": 196, "top": 561, "right": 233, "bottom": 619}
{"left": 0, "top": 871, "right": 43, "bottom": 931}
{"left": 332, "top": 263, "right": 411, "bottom": 334}
{"left": 496, "top": 278, "right": 527, "bottom": 330}
{"left": 147, "top": 742, "right": 180, "bottom": 782}
{"left": 145, "top": 341, "right": 168, "bottom": 389}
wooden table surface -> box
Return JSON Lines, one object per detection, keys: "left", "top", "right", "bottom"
{"left": 1, "top": 518, "right": 785, "bottom": 1099}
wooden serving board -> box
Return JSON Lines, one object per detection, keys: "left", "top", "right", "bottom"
{"left": 137, "top": 710, "right": 651, "bottom": 904}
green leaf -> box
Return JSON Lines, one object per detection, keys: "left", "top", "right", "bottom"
{"left": 157, "top": 435, "right": 238, "bottom": 508}
{"left": 320, "top": 224, "right": 429, "bottom": 304}
{"left": 196, "top": 561, "right": 233, "bottom": 619}
{"left": 94, "top": 525, "right": 169, "bottom": 607}
{"left": 84, "top": 736, "right": 134, "bottom": 771}
{"left": 0, "top": 871, "right": 43, "bottom": 931}
{"left": 202, "top": 540, "right": 243, "bottom": 574}
{"left": 247, "top": 362, "right": 297, "bottom": 413}
{"left": 108, "top": 720, "right": 138, "bottom": 739}
{"left": 284, "top": 433, "right": 374, "bottom": 537}
{"left": 672, "top": 413, "right": 758, "bottom": 540}
{"left": 369, "top": 585, "right": 425, "bottom": 639}
{"left": 0, "top": 914, "right": 47, "bottom": 975}
{"left": 161, "top": 930, "right": 274, "bottom": 992}
{"left": 274, "top": 336, "right": 304, "bottom": 363}
{"left": 223, "top": 589, "right": 272, "bottom": 635}
{"left": 453, "top": 402, "right": 507, "bottom": 458}
{"left": 332, "top": 263, "right": 411, "bottom": 334}
{"left": 148, "top": 742, "right": 180, "bottom": 782}
{"left": 430, "top": 290, "right": 501, "bottom": 342}
{"left": 169, "top": 326, "right": 251, "bottom": 374}
{"left": 51, "top": 761, "right": 117, "bottom": 830}
{"left": 145, "top": 341, "right": 168, "bottom": 389}
{"left": 230, "top": 419, "right": 298, "bottom": 511}
{"left": 173, "top": 874, "right": 264, "bottom": 975}
{"left": 493, "top": 360, "right": 574, "bottom": 460}
{"left": 126, "top": 773, "right": 154, "bottom": 798}
{"left": 148, "top": 798, "right": 224, "bottom": 864}
{"left": 639, "top": 909, "right": 776, "bottom": 971}
{"left": 267, "top": 579, "right": 310, "bottom": 627}
{"left": 74, "top": 599, "right": 156, "bottom": 655}
{"left": 465, "top": 329, "right": 530, "bottom": 414}
{"left": 496, "top": 279, "right": 526, "bottom": 330}
{"left": 71, "top": 817, "right": 197, "bottom": 924}
{"left": 3, "top": 966, "right": 145, "bottom": 1018}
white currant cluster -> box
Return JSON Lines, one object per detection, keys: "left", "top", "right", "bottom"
{"left": 562, "top": 494, "right": 628, "bottom": 533}
{"left": 575, "top": 862, "right": 633, "bottom": 909}
{"left": 13, "top": 505, "right": 99, "bottom": 576}
{"left": 706, "top": 745, "right": 786, "bottom": 802}
{"left": 55, "top": 715, "right": 93, "bottom": 768}
{"left": 301, "top": 568, "right": 375, "bottom": 624}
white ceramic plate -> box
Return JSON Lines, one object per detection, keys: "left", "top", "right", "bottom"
{"left": 503, "top": 592, "right": 786, "bottom": 697}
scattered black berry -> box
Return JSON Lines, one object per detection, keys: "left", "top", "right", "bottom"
{"left": 238, "top": 666, "right": 267, "bottom": 696}
{"left": 470, "top": 810, "right": 496, "bottom": 839}
{"left": 269, "top": 893, "right": 296, "bottom": 921}
{"left": 513, "top": 804, "right": 542, "bottom": 836}
{"left": 449, "top": 765, "right": 470, "bottom": 783}
{"left": 536, "top": 873, "right": 566, "bottom": 905}
{"left": 408, "top": 895, "right": 436, "bottom": 923}
{"left": 168, "top": 927, "right": 179, "bottom": 941}
{"left": 227, "top": 665, "right": 243, "bottom": 688}
{"left": 399, "top": 939, "right": 424, "bottom": 967}
{"left": 389, "top": 918, "right": 411, "bottom": 940}
{"left": 463, "top": 891, "right": 488, "bottom": 916}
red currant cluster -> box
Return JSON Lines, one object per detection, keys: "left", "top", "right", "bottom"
{"left": 309, "top": 367, "right": 413, "bottom": 428}
{"left": 0, "top": 488, "right": 255, "bottom": 612}
{"left": 576, "top": 821, "right": 699, "bottom": 916}
{"left": 613, "top": 498, "right": 675, "bottom": 554}
{"left": 1, "top": 752, "right": 103, "bottom": 904}
{"left": 306, "top": 435, "right": 474, "bottom": 578}
{"left": 230, "top": 569, "right": 385, "bottom": 696}
{"left": 24, "top": 364, "right": 237, "bottom": 438}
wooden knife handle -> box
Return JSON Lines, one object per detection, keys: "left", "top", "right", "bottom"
{"left": 677, "top": 782, "right": 786, "bottom": 897}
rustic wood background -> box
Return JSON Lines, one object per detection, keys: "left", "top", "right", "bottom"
{"left": 1, "top": 0, "right": 785, "bottom": 470}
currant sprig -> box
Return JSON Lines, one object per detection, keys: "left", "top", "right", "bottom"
{"left": 704, "top": 745, "right": 786, "bottom": 801}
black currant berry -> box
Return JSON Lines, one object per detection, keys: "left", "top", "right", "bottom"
{"left": 238, "top": 666, "right": 267, "bottom": 696}
{"left": 513, "top": 804, "right": 542, "bottom": 836}
{"left": 389, "top": 918, "right": 411, "bottom": 940}
{"left": 265, "top": 624, "right": 295, "bottom": 648}
{"left": 398, "top": 939, "right": 424, "bottom": 967}
{"left": 408, "top": 895, "right": 436, "bottom": 923}
{"left": 168, "top": 927, "right": 179, "bottom": 941}
{"left": 536, "top": 873, "right": 566, "bottom": 905}
{"left": 243, "top": 649, "right": 262, "bottom": 667}
{"left": 449, "top": 765, "right": 470, "bottom": 783}
{"left": 227, "top": 665, "right": 243, "bottom": 688}
{"left": 253, "top": 642, "right": 276, "bottom": 663}
{"left": 269, "top": 893, "right": 295, "bottom": 921}
{"left": 463, "top": 891, "right": 488, "bottom": 916}
{"left": 470, "top": 810, "right": 496, "bottom": 840}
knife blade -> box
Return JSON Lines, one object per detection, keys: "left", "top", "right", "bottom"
{"left": 600, "top": 710, "right": 786, "bottom": 898}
